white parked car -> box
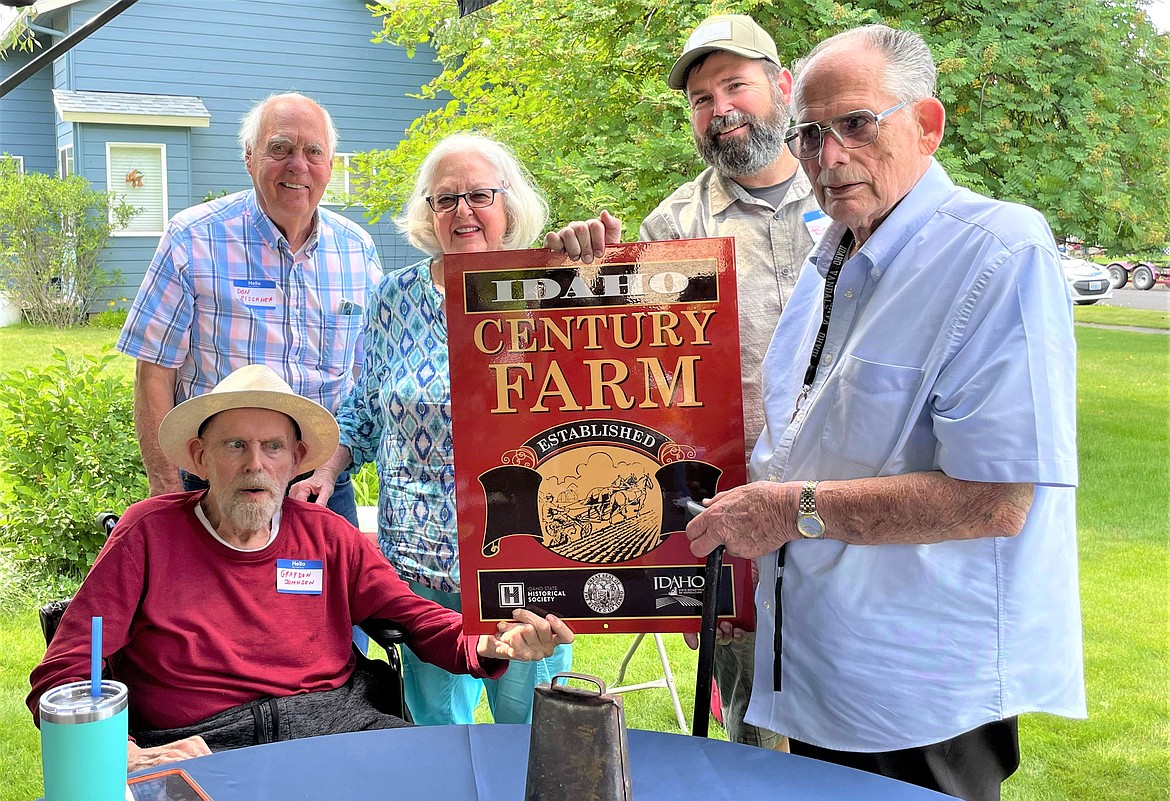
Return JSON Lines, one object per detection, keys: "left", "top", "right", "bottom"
{"left": 1061, "top": 258, "right": 1113, "bottom": 305}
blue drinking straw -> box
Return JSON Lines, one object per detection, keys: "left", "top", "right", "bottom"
{"left": 90, "top": 616, "right": 102, "bottom": 699}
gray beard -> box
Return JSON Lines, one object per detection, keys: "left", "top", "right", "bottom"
{"left": 224, "top": 494, "right": 280, "bottom": 532}
{"left": 221, "top": 474, "right": 283, "bottom": 532}
{"left": 696, "top": 107, "right": 788, "bottom": 178}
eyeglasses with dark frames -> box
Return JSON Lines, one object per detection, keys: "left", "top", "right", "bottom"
{"left": 426, "top": 187, "right": 506, "bottom": 213}
{"left": 783, "top": 101, "right": 910, "bottom": 160}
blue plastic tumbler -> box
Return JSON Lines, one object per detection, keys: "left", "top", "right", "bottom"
{"left": 39, "top": 680, "right": 129, "bottom": 801}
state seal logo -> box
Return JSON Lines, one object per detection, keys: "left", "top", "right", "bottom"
{"left": 583, "top": 572, "right": 625, "bottom": 614}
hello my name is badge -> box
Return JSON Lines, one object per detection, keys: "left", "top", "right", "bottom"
{"left": 445, "top": 238, "right": 754, "bottom": 635}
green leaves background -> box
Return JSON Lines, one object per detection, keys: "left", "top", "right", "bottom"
{"left": 357, "top": 0, "right": 1168, "bottom": 255}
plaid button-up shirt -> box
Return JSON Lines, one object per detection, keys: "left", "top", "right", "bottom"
{"left": 118, "top": 190, "right": 382, "bottom": 412}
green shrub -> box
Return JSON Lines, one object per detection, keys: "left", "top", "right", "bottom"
{"left": 89, "top": 308, "right": 128, "bottom": 329}
{"left": 0, "top": 348, "right": 147, "bottom": 578}
{"left": 0, "top": 548, "right": 80, "bottom": 614}
{"left": 0, "top": 159, "right": 135, "bottom": 328}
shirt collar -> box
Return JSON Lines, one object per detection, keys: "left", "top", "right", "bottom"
{"left": 708, "top": 164, "right": 813, "bottom": 216}
{"left": 243, "top": 189, "right": 322, "bottom": 255}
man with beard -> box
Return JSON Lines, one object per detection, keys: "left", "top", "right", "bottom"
{"left": 547, "top": 14, "right": 819, "bottom": 751}
{"left": 29, "top": 365, "right": 573, "bottom": 773}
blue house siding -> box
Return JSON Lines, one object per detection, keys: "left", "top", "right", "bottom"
{"left": 1, "top": 0, "right": 440, "bottom": 310}
{"left": 62, "top": 0, "right": 440, "bottom": 254}
{"left": 0, "top": 52, "right": 57, "bottom": 175}
{"left": 57, "top": 124, "right": 74, "bottom": 154}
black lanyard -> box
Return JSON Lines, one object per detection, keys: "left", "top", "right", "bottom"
{"left": 775, "top": 229, "right": 855, "bottom": 692}
{"left": 790, "top": 229, "right": 854, "bottom": 422}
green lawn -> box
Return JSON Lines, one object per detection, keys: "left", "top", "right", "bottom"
{"left": 0, "top": 325, "right": 134, "bottom": 380}
{"left": 0, "top": 322, "right": 1167, "bottom": 800}
{"left": 1027, "top": 326, "right": 1170, "bottom": 801}
{"left": 1074, "top": 303, "right": 1170, "bottom": 330}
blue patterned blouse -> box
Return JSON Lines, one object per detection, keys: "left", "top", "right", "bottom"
{"left": 337, "top": 258, "right": 459, "bottom": 591}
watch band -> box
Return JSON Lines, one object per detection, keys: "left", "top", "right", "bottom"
{"left": 796, "top": 480, "right": 825, "bottom": 539}
{"left": 799, "top": 480, "right": 819, "bottom": 515}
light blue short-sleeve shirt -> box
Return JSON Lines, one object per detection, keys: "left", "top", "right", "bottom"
{"left": 746, "top": 161, "right": 1086, "bottom": 751}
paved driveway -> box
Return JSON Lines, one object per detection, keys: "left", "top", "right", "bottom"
{"left": 1100, "top": 286, "right": 1170, "bottom": 312}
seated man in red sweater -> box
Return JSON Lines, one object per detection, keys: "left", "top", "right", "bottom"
{"left": 29, "top": 364, "right": 573, "bottom": 772}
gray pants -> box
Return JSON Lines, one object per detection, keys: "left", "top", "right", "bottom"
{"left": 714, "top": 634, "right": 785, "bottom": 749}
{"left": 133, "top": 670, "right": 409, "bottom": 752}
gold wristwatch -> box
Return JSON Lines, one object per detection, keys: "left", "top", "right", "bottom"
{"left": 795, "top": 480, "right": 825, "bottom": 539}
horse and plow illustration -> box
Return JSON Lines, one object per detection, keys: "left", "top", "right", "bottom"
{"left": 538, "top": 451, "right": 665, "bottom": 563}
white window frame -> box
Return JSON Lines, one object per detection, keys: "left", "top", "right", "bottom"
{"left": 58, "top": 145, "right": 74, "bottom": 178}
{"left": 106, "top": 142, "right": 168, "bottom": 237}
{"left": 0, "top": 155, "right": 24, "bottom": 173}
{"left": 323, "top": 152, "right": 359, "bottom": 206}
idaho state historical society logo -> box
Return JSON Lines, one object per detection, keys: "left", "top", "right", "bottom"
{"left": 476, "top": 420, "right": 723, "bottom": 563}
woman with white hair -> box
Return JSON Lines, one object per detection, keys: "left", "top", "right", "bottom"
{"left": 297, "top": 133, "right": 595, "bottom": 725}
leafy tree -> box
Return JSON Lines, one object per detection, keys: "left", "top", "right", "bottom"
{"left": 359, "top": 0, "right": 1168, "bottom": 255}
{"left": 0, "top": 159, "right": 135, "bottom": 326}
{"left": 0, "top": 9, "right": 37, "bottom": 57}
{"left": 917, "top": 0, "right": 1170, "bottom": 255}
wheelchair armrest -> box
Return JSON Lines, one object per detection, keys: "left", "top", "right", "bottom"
{"left": 96, "top": 511, "right": 119, "bottom": 536}
{"left": 357, "top": 618, "right": 407, "bottom": 649}
{"left": 353, "top": 619, "right": 410, "bottom": 722}
{"left": 39, "top": 597, "right": 73, "bottom": 647}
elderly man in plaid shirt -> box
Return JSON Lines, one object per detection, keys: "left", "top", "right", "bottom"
{"left": 118, "top": 92, "right": 381, "bottom": 525}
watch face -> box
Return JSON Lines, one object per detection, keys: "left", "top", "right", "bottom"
{"left": 797, "top": 515, "right": 825, "bottom": 538}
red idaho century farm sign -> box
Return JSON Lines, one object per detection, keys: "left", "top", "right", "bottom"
{"left": 444, "top": 238, "right": 754, "bottom": 635}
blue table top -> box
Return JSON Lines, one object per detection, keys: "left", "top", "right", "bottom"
{"left": 133, "top": 724, "right": 952, "bottom": 800}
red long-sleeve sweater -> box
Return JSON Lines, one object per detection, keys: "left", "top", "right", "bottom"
{"left": 28, "top": 493, "right": 503, "bottom": 731}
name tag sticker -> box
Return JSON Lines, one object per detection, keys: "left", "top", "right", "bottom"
{"left": 276, "top": 559, "right": 323, "bottom": 594}
{"left": 233, "top": 279, "right": 282, "bottom": 311}
{"left": 802, "top": 209, "right": 831, "bottom": 244}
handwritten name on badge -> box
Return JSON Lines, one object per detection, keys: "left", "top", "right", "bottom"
{"left": 803, "top": 209, "right": 830, "bottom": 245}
{"left": 232, "top": 279, "right": 282, "bottom": 311}
{"left": 276, "top": 559, "right": 323, "bottom": 594}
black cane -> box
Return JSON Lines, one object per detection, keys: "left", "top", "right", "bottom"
{"left": 688, "top": 500, "right": 724, "bottom": 737}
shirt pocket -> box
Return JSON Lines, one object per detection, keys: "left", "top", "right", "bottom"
{"left": 319, "top": 311, "right": 362, "bottom": 373}
{"left": 821, "top": 355, "right": 925, "bottom": 473}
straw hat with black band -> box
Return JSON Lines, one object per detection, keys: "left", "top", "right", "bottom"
{"left": 157, "top": 364, "right": 340, "bottom": 476}
{"left": 667, "top": 14, "right": 782, "bottom": 91}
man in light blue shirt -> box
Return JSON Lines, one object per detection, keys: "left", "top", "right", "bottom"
{"left": 685, "top": 24, "right": 1085, "bottom": 801}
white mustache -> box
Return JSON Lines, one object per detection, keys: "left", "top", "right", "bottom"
{"left": 233, "top": 476, "right": 281, "bottom": 494}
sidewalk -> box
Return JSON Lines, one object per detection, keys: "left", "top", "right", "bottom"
{"left": 1075, "top": 322, "right": 1169, "bottom": 335}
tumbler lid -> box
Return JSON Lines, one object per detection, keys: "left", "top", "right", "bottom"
{"left": 38, "top": 680, "right": 128, "bottom": 725}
